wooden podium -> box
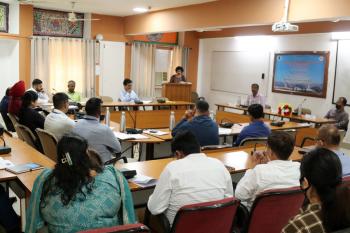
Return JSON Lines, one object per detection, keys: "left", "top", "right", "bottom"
{"left": 162, "top": 83, "right": 192, "bottom": 102}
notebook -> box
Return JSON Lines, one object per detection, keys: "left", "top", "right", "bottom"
{"left": 5, "top": 163, "right": 44, "bottom": 174}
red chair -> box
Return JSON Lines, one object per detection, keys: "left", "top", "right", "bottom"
{"left": 77, "top": 223, "right": 150, "bottom": 233}
{"left": 246, "top": 187, "right": 304, "bottom": 233}
{"left": 145, "top": 197, "right": 240, "bottom": 233}
{"left": 343, "top": 176, "right": 350, "bottom": 185}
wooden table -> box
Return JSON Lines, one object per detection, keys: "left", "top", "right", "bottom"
{"left": 1, "top": 134, "right": 304, "bottom": 210}
{"left": 216, "top": 103, "right": 336, "bottom": 126}
{"left": 110, "top": 122, "right": 166, "bottom": 161}
{"left": 88, "top": 101, "right": 194, "bottom": 109}
{"left": 118, "top": 147, "right": 303, "bottom": 188}
{"left": 143, "top": 121, "right": 311, "bottom": 142}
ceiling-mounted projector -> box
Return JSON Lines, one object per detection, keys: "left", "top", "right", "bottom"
{"left": 272, "top": 0, "right": 299, "bottom": 32}
{"left": 272, "top": 22, "right": 299, "bottom": 32}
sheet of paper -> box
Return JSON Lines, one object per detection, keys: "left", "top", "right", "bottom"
{"left": 144, "top": 129, "right": 169, "bottom": 136}
{"left": 114, "top": 132, "right": 149, "bottom": 140}
{"left": 0, "top": 158, "right": 14, "bottom": 169}
{"left": 129, "top": 174, "right": 158, "bottom": 187}
{"left": 219, "top": 128, "right": 233, "bottom": 135}
{"left": 297, "top": 123, "right": 311, "bottom": 127}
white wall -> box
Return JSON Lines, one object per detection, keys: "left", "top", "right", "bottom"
{"left": 197, "top": 33, "right": 344, "bottom": 117}
{"left": 0, "top": 39, "right": 19, "bottom": 97}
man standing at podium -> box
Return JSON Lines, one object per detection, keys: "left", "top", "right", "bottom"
{"left": 170, "top": 66, "right": 186, "bottom": 83}
{"left": 119, "top": 79, "right": 140, "bottom": 102}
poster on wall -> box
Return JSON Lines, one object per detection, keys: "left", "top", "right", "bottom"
{"left": 33, "top": 8, "right": 84, "bottom": 38}
{"left": 272, "top": 52, "right": 329, "bottom": 98}
{"left": 0, "top": 2, "right": 9, "bottom": 33}
{"left": 132, "top": 32, "right": 178, "bottom": 45}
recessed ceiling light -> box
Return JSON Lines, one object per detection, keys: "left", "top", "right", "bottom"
{"left": 133, "top": 7, "right": 148, "bottom": 13}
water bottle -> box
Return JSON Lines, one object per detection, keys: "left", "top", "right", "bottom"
{"left": 236, "top": 96, "right": 241, "bottom": 106}
{"left": 297, "top": 104, "right": 302, "bottom": 116}
{"left": 209, "top": 110, "right": 215, "bottom": 121}
{"left": 169, "top": 111, "right": 175, "bottom": 130}
{"left": 120, "top": 111, "right": 126, "bottom": 132}
{"left": 105, "top": 107, "right": 110, "bottom": 127}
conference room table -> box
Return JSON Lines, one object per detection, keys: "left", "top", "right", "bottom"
{"left": 215, "top": 103, "right": 336, "bottom": 126}
{"left": 0, "top": 133, "right": 304, "bottom": 210}
{"left": 142, "top": 121, "right": 312, "bottom": 143}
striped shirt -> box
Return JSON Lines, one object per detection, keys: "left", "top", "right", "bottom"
{"left": 282, "top": 203, "right": 325, "bottom": 233}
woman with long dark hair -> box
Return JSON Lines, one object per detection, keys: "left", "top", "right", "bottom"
{"left": 282, "top": 148, "right": 350, "bottom": 233}
{"left": 25, "top": 134, "right": 135, "bottom": 233}
{"left": 18, "top": 90, "right": 45, "bottom": 135}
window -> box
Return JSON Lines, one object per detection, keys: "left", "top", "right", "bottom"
{"left": 155, "top": 49, "right": 171, "bottom": 87}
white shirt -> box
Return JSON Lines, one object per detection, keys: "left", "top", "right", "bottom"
{"left": 245, "top": 93, "right": 265, "bottom": 107}
{"left": 28, "top": 87, "right": 49, "bottom": 105}
{"left": 44, "top": 109, "right": 75, "bottom": 140}
{"left": 119, "top": 90, "right": 139, "bottom": 102}
{"left": 235, "top": 160, "right": 300, "bottom": 209}
{"left": 147, "top": 153, "right": 233, "bottom": 225}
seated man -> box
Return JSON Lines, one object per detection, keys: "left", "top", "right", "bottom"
{"left": 172, "top": 99, "right": 219, "bottom": 146}
{"left": 28, "top": 79, "right": 49, "bottom": 105}
{"left": 44, "top": 93, "right": 75, "bottom": 140}
{"left": 316, "top": 124, "right": 350, "bottom": 176}
{"left": 119, "top": 79, "right": 140, "bottom": 102}
{"left": 245, "top": 83, "right": 265, "bottom": 107}
{"left": 147, "top": 130, "right": 233, "bottom": 225}
{"left": 325, "top": 97, "right": 349, "bottom": 131}
{"left": 234, "top": 104, "right": 270, "bottom": 146}
{"left": 235, "top": 131, "right": 300, "bottom": 209}
{"left": 72, "top": 98, "right": 121, "bottom": 163}
{"left": 66, "top": 80, "right": 81, "bottom": 102}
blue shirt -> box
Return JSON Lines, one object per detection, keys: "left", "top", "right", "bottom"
{"left": 172, "top": 115, "right": 219, "bottom": 146}
{"left": 119, "top": 90, "right": 139, "bottom": 102}
{"left": 334, "top": 150, "right": 350, "bottom": 177}
{"left": 234, "top": 121, "right": 271, "bottom": 146}
{"left": 72, "top": 115, "right": 121, "bottom": 163}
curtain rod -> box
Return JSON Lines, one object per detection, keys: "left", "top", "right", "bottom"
{"left": 125, "top": 41, "right": 192, "bottom": 49}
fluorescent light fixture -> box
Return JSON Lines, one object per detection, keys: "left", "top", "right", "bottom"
{"left": 331, "top": 31, "right": 350, "bottom": 40}
{"left": 133, "top": 7, "right": 148, "bottom": 13}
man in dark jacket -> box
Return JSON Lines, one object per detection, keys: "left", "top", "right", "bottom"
{"left": 172, "top": 99, "right": 219, "bottom": 146}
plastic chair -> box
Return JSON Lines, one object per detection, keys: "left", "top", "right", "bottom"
{"left": 244, "top": 187, "right": 304, "bottom": 233}
{"left": 239, "top": 137, "right": 268, "bottom": 147}
{"left": 77, "top": 223, "right": 150, "bottom": 233}
{"left": 35, "top": 128, "right": 58, "bottom": 162}
{"left": 145, "top": 197, "right": 240, "bottom": 233}
{"left": 15, "top": 123, "right": 37, "bottom": 149}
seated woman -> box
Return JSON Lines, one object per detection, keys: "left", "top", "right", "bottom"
{"left": 282, "top": 148, "right": 350, "bottom": 233}
{"left": 25, "top": 134, "right": 136, "bottom": 233}
{"left": 18, "top": 90, "right": 45, "bottom": 135}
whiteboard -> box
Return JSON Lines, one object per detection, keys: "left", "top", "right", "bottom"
{"left": 334, "top": 40, "right": 350, "bottom": 104}
{"left": 210, "top": 51, "right": 270, "bottom": 95}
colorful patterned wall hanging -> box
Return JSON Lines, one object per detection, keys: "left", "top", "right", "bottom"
{"left": 0, "top": 2, "right": 9, "bottom": 33}
{"left": 132, "top": 32, "right": 178, "bottom": 45}
{"left": 33, "top": 8, "right": 84, "bottom": 38}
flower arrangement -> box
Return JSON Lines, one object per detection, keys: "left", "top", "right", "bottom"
{"left": 278, "top": 104, "right": 292, "bottom": 116}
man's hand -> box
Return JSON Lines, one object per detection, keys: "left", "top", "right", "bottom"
{"left": 182, "top": 110, "right": 194, "bottom": 120}
{"left": 251, "top": 150, "right": 269, "bottom": 168}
